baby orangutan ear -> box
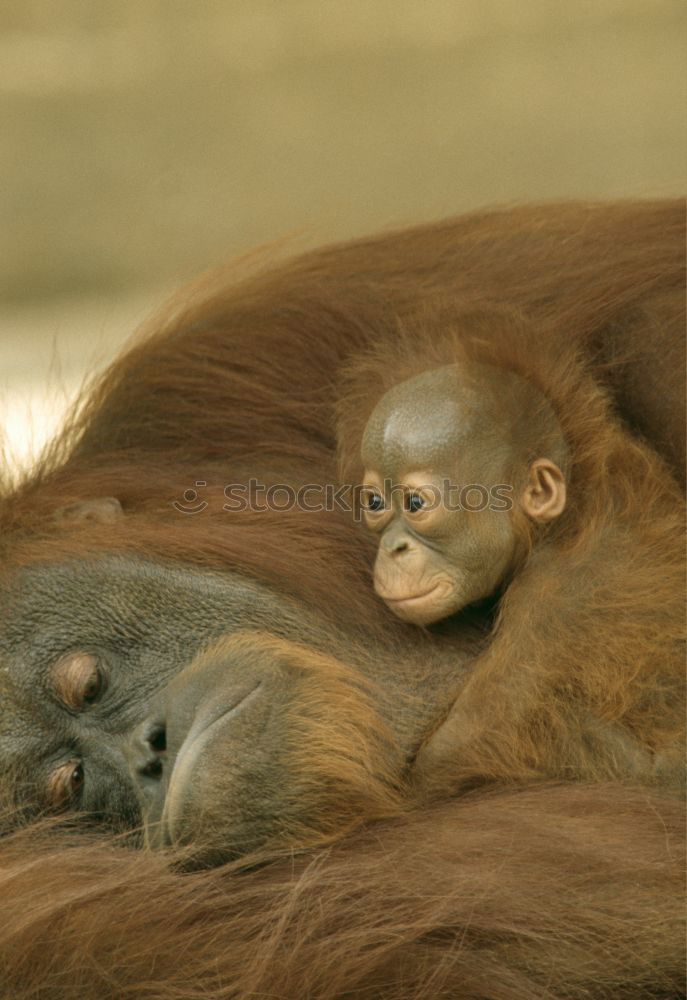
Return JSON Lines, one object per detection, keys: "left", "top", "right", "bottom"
{"left": 521, "top": 459, "right": 566, "bottom": 523}
{"left": 54, "top": 497, "right": 124, "bottom": 525}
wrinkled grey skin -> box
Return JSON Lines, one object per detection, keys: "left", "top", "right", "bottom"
{"left": 0, "top": 555, "right": 473, "bottom": 833}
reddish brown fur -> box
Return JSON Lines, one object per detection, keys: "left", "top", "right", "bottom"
{"left": 0, "top": 785, "right": 683, "bottom": 1000}
{"left": 0, "top": 201, "right": 685, "bottom": 996}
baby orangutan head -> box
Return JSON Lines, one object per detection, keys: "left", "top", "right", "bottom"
{"left": 360, "top": 364, "right": 568, "bottom": 625}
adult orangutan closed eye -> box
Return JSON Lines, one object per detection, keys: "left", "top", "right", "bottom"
{"left": 339, "top": 308, "right": 685, "bottom": 793}
{"left": 0, "top": 200, "right": 684, "bottom": 998}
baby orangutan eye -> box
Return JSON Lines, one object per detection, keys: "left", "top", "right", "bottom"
{"left": 405, "top": 492, "right": 425, "bottom": 513}
{"left": 362, "top": 490, "right": 385, "bottom": 513}
{"left": 47, "top": 761, "right": 85, "bottom": 811}
{"left": 50, "top": 652, "right": 105, "bottom": 711}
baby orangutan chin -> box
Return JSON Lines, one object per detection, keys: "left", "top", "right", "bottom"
{"left": 360, "top": 363, "right": 567, "bottom": 626}
{"left": 352, "top": 337, "right": 685, "bottom": 794}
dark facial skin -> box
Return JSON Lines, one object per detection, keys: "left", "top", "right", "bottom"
{"left": 0, "top": 554, "right": 473, "bottom": 835}
{"left": 361, "top": 365, "right": 567, "bottom": 625}
{"left": 0, "top": 555, "right": 332, "bottom": 828}
{"left": 130, "top": 637, "right": 282, "bottom": 862}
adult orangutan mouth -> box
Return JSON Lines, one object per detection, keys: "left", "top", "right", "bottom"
{"left": 177, "top": 680, "right": 264, "bottom": 759}
{"left": 162, "top": 681, "right": 263, "bottom": 845}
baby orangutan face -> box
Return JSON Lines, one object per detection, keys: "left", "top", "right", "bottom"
{"left": 360, "top": 365, "right": 567, "bottom": 625}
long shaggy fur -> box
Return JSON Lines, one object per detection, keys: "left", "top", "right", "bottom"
{"left": 0, "top": 785, "right": 683, "bottom": 1000}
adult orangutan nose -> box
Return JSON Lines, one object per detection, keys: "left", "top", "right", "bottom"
{"left": 127, "top": 721, "right": 166, "bottom": 781}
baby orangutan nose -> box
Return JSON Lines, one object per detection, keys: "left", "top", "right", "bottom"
{"left": 379, "top": 525, "right": 410, "bottom": 557}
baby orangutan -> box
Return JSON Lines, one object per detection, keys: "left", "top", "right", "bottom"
{"left": 342, "top": 312, "right": 686, "bottom": 794}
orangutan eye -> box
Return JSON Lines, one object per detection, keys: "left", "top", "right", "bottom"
{"left": 50, "top": 652, "right": 105, "bottom": 711}
{"left": 47, "top": 760, "right": 85, "bottom": 811}
{"left": 363, "top": 491, "right": 385, "bottom": 513}
{"left": 406, "top": 492, "right": 425, "bottom": 513}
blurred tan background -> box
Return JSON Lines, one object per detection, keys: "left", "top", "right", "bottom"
{"left": 1, "top": 0, "right": 685, "bottom": 469}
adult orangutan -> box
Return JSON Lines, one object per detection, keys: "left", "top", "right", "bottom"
{"left": 0, "top": 200, "right": 684, "bottom": 998}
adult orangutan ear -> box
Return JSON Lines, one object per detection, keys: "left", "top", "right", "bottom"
{"left": 521, "top": 459, "right": 566, "bottom": 523}
{"left": 54, "top": 498, "right": 124, "bottom": 525}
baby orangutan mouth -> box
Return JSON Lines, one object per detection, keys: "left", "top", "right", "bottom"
{"left": 376, "top": 581, "right": 456, "bottom": 625}
{"left": 384, "top": 585, "right": 440, "bottom": 604}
